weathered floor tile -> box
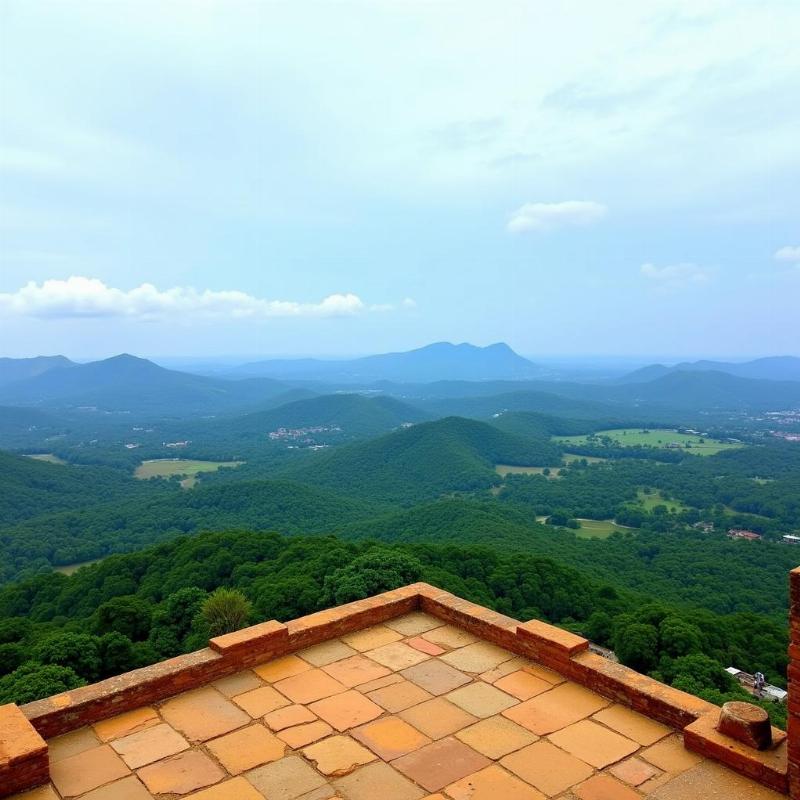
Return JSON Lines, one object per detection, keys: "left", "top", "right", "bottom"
{"left": 333, "top": 761, "right": 425, "bottom": 800}
{"left": 247, "top": 755, "right": 329, "bottom": 800}
{"left": 455, "top": 715, "right": 538, "bottom": 759}
{"left": 160, "top": 687, "right": 250, "bottom": 742}
{"left": 444, "top": 764, "right": 546, "bottom": 800}
{"left": 50, "top": 744, "right": 130, "bottom": 798}
{"left": 206, "top": 723, "right": 285, "bottom": 774}
{"left": 392, "top": 736, "right": 491, "bottom": 792}
{"left": 137, "top": 750, "right": 224, "bottom": 795}
{"left": 501, "top": 740, "right": 593, "bottom": 797}
{"left": 399, "top": 697, "right": 476, "bottom": 739}
{"left": 93, "top": 708, "right": 160, "bottom": 743}
{"left": 110, "top": 722, "right": 188, "bottom": 769}
{"left": 302, "top": 734, "right": 376, "bottom": 776}
{"left": 310, "top": 689, "right": 383, "bottom": 731}
{"left": 549, "top": 719, "right": 639, "bottom": 768}
{"left": 352, "top": 716, "right": 432, "bottom": 760}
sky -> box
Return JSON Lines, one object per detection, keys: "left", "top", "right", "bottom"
{"left": 1, "top": 0, "right": 798, "bottom": 361}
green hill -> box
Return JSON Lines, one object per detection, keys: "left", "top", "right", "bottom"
{"left": 0, "top": 355, "right": 73, "bottom": 387}
{"left": 0, "top": 354, "right": 291, "bottom": 415}
{"left": 282, "top": 416, "right": 562, "bottom": 502}
{"left": 0, "top": 478, "right": 384, "bottom": 584}
{"left": 488, "top": 411, "right": 596, "bottom": 438}
{"left": 0, "top": 449, "right": 163, "bottom": 525}
{"left": 229, "top": 393, "right": 428, "bottom": 439}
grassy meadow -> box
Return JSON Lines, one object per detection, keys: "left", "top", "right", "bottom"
{"left": 556, "top": 428, "right": 742, "bottom": 456}
{"left": 135, "top": 458, "right": 244, "bottom": 488}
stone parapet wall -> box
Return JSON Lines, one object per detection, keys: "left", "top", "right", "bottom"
{"left": 788, "top": 567, "right": 800, "bottom": 797}
{"left": 0, "top": 580, "right": 792, "bottom": 797}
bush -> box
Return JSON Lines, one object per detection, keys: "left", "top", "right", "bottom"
{"left": 201, "top": 588, "right": 252, "bottom": 637}
{"left": 0, "top": 662, "right": 85, "bottom": 704}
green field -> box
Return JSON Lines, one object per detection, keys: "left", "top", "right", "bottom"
{"left": 562, "top": 453, "right": 607, "bottom": 464}
{"left": 495, "top": 464, "right": 562, "bottom": 479}
{"left": 24, "top": 453, "right": 68, "bottom": 465}
{"left": 556, "top": 428, "right": 742, "bottom": 456}
{"left": 636, "top": 489, "right": 691, "bottom": 513}
{"left": 135, "top": 459, "right": 244, "bottom": 487}
{"left": 574, "top": 518, "right": 629, "bottom": 539}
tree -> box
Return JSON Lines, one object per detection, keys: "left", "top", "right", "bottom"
{"left": 0, "top": 663, "right": 85, "bottom": 704}
{"left": 322, "top": 549, "right": 423, "bottom": 605}
{"left": 32, "top": 633, "right": 102, "bottom": 681}
{"left": 99, "top": 632, "right": 138, "bottom": 676}
{"left": 614, "top": 622, "right": 659, "bottom": 672}
{"left": 201, "top": 588, "right": 252, "bottom": 637}
{"left": 584, "top": 611, "right": 614, "bottom": 646}
{"left": 659, "top": 616, "right": 703, "bottom": 658}
{"left": 94, "top": 596, "right": 152, "bottom": 641}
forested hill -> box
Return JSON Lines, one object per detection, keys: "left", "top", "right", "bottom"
{"left": 0, "top": 450, "right": 168, "bottom": 525}
{"left": 226, "top": 393, "right": 429, "bottom": 439}
{"left": 0, "top": 479, "right": 385, "bottom": 585}
{"left": 0, "top": 354, "right": 292, "bottom": 415}
{"left": 0, "top": 355, "right": 73, "bottom": 387}
{"left": 281, "top": 416, "right": 563, "bottom": 502}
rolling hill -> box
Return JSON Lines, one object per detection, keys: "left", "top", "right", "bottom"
{"left": 618, "top": 356, "right": 800, "bottom": 384}
{"left": 230, "top": 341, "right": 543, "bottom": 383}
{"left": 0, "top": 478, "right": 384, "bottom": 584}
{"left": 417, "top": 390, "right": 632, "bottom": 421}
{"left": 282, "top": 415, "right": 563, "bottom": 502}
{"left": 227, "top": 393, "right": 429, "bottom": 439}
{"left": 607, "top": 370, "right": 800, "bottom": 410}
{"left": 0, "top": 355, "right": 74, "bottom": 386}
{"left": 0, "top": 449, "right": 166, "bottom": 525}
{"left": 0, "top": 354, "right": 292, "bottom": 415}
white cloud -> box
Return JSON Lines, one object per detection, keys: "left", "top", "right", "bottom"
{"left": 775, "top": 245, "right": 800, "bottom": 263}
{"left": 640, "top": 262, "right": 712, "bottom": 289}
{"left": 507, "top": 201, "right": 607, "bottom": 233}
{"left": 0, "top": 277, "right": 378, "bottom": 321}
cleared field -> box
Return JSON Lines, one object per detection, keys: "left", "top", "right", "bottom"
{"left": 54, "top": 558, "right": 103, "bottom": 576}
{"left": 636, "top": 489, "right": 690, "bottom": 513}
{"left": 24, "top": 453, "right": 68, "bottom": 465}
{"left": 495, "top": 464, "right": 562, "bottom": 479}
{"left": 135, "top": 459, "right": 244, "bottom": 487}
{"left": 562, "top": 453, "right": 607, "bottom": 464}
{"left": 575, "top": 519, "right": 629, "bottom": 539}
{"left": 556, "top": 428, "right": 742, "bottom": 456}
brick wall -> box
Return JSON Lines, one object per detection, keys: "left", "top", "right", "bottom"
{"left": 788, "top": 567, "right": 800, "bottom": 797}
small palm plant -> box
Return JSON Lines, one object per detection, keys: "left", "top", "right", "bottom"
{"left": 201, "top": 588, "right": 252, "bottom": 637}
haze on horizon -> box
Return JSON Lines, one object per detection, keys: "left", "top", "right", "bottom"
{"left": 1, "top": 0, "right": 798, "bottom": 360}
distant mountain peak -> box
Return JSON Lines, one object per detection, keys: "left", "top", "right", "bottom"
{"left": 229, "top": 341, "right": 540, "bottom": 383}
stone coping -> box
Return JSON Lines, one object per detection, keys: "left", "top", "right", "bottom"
{"left": 0, "top": 581, "right": 790, "bottom": 796}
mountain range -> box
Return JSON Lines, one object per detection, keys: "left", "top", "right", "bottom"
{"left": 1, "top": 346, "right": 799, "bottom": 421}
{"left": 228, "top": 341, "right": 544, "bottom": 383}
{"left": 618, "top": 356, "right": 800, "bottom": 384}
{"left": 0, "top": 355, "right": 74, "bottom": 387}
{"left": 0, "top": 354, "right": 291, "bottom": 415}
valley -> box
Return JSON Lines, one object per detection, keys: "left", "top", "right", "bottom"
{"left": 0, "top": 344, "right": 798, "bottom": 730}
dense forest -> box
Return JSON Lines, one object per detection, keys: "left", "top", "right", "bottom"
{"left": 0, "top": 531, "right": 786, "bottom": 728}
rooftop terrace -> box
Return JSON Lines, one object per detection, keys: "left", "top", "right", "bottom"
{"left": 2, "top": 581, "right": 797, "bottom": 799}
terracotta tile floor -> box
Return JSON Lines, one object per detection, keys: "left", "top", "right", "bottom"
{"left": 12, "top": 612, "right": 785, "bottom": 800}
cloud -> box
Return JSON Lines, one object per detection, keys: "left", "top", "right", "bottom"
{"left": 640, "top": 262, "right": 712, "bottom": 289}
{"left": 775, "top": 245, "right": 800, "bottom": 263}
{"left": 507, "top": 201, "right": 607, "bottom": 233}
{"left": 0, "top": 277, "right": 379, "bottom": 321}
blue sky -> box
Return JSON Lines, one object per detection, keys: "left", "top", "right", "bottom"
{"left": 1, "top": 0, "right": 798, "bottom": 360}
